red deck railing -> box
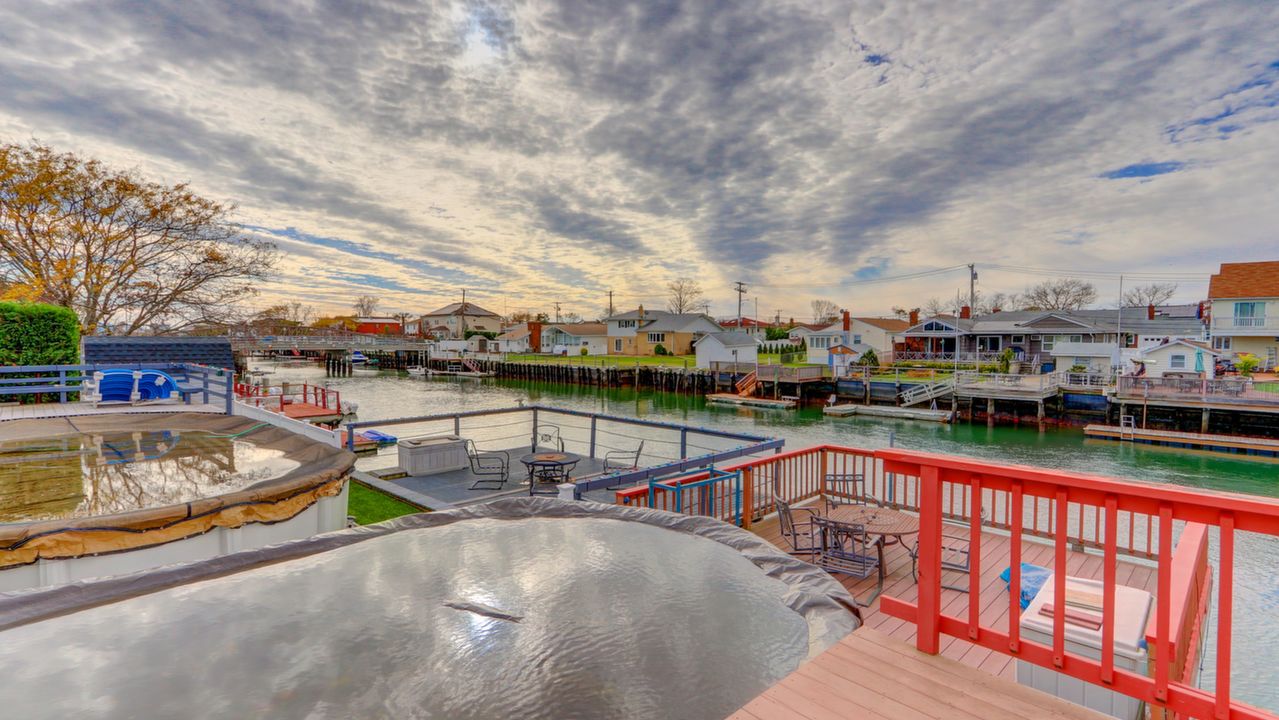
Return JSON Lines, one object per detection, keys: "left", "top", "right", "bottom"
{"left": 233, "top": 381, "right": 341, "bottom": 413}
{"left": 875, "top": 448, "right": 1279, "bottom": 720}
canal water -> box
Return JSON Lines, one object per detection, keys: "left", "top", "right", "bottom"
{"left": 257, "top": 360, "right": 1279, "bottom": 711}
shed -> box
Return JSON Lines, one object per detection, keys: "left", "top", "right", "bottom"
{"left": 694, "top": 332, "right": 759, "bottom": 369}
{"left": 1133, "top": 340, "right": 1222, "bottom": 378}
{"left": 82, "top": 336, "right": 234, "bottom": 370}
{"left": 826, "top": 343, "right": 875, "bottom": 376}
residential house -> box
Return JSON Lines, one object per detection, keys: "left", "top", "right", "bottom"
{"left": 1133, "top": 339, "right": 1222, "bottom": 378}
{"left": 605, "top": 307, "right": 723, "bottom": 355}
{"left": 718, "top": 317, "right": 773, "bottom": 339}
{"left": 418, "top": 301, "right": 503, "bottom": 339}
{"left": 492, "top": 322, "right": 543, "bottom": 354}
{"left": 786, "top": 323, "right": 826, "bottom": 345}
{"left": 1207, "top": 261, "right": 1279, "bottom": 370}
{"left": 354, "top": 317, "right": 402, "bottom": 335}
{"left": 804, "top": 313, "right": 905, "bottom": 364}
{"left": 898, "top": 306, "right": 1206, "bottom": 369}
{"left": 694, "top": 332, "right": 759, "bottom": 368}
{"left": 543, "top": 323, "right": 609, "bottom": 356}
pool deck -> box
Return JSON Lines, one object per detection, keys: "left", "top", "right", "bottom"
{"left": 0, "top": 400, "right": 224, "bottom": 422}
{"left": 354, "top": 446, "right": 620, "bottom": 509}
{"left": 736, "top": 512, "right": 1157, "bottom": 719}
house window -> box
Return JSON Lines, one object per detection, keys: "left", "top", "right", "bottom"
{"left": 647, "top": 332, "right": 666, "bottom": 343}
{"left": 852, "top": 334, "right": 862, "bottom": 345}
{"left": 1011, "top": 335, "right": 1025, "bottom": 344}
{"left": 614, "top": 339, "right": 622, "bottom": 352}
{"left": 1170, "top": 354, "right": 1186, "bottom": 369}
{"left": 1234, "top": 302, "right": 1262, "bottom": 326}
{"left": 1042, "top": 336, "right": 1055, "bottom": 351}
{"left": 1069, "top": 335, "right": 1082, "bottom": 343}
{"left": 1213, "top": 336, "right": 1232, "bottom": 351}
{"left": 977, "top": 336, "right": 1002, "bottom": 352}
{"left": 1031, "top": 335, "right": 1042, "bottom": 341}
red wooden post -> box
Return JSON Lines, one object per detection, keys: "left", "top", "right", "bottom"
{"left": 1102, "top": 495, "right": 1118, "bottom": 684}
{"left": 915, "top": 463, "right": 944, "bottom": 654}
{"left": 1053, "top": 489, "right": 1068, "bottom": 667}
{"left": 1215, "top": 513, "right": 1234, "bottom": 719}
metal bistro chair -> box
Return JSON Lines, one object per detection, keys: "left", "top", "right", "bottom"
{"left": 810, "top": 515, "right": 884, "bottom": 605}
{"left": 910, "top": 525, "right": 975, "bottom": 593}
{"left": 535, "top": 424, "right": 565, "bottom": 452}
{"left": 773, "top": 496, "right": 824, "bottom": 560}
{"left": 604, "top": 440, "right": 644, "bottom": 489}
{"left": 822, "top": 473, "right": 871, "bottom": 512}
{"left": 529, "top": 458, "right": 578, "bottom": 496}
{"left": 464, "top": 439, "right": 509, "bottom": 490}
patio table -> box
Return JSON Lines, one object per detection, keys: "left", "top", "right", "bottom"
{"left": 520, "top": 451, "right": 581, "bottom": 496}
{"left": 823, "top": 504, "right": 920, "bottom": 605}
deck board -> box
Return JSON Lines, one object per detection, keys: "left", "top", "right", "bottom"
{"left": 0, "top": 401, "right": 223, "bottom": 422}
{"left": 731, "top": 628, "right": 1112, "bottom": 720}
{"left": 749, "top": 508, "right": 1158, "bottom": 683}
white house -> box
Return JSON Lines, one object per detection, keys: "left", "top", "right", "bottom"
{"left": 1132, "top": 339, "right": 1222, "bottom": 378}
{"left": 606, "top": 307, "right": 723, "bottom": 355}
{"left": 543, "top": 323, "right": 609, "bottom": 356}
{"left": 1208, "top": 260, "right": 1279, "bottom": 369}
{"left": 1049, "top": 342, "right": 1119, "bottom": 374}
{"left": 418, "top": 301, "right": 503, "bottom": 339}
{"left": 694, "top": 332, "right": 759, "bottom": 369}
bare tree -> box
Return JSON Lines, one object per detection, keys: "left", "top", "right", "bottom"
{"left": 1123, "top": 283, "right": 1178, "bottom": 307}
{"left": 922, "top": 297, "right": 948, "bottom": 316}
{"left": 810, "top": 299, "right": 839, "bottom": 324}
{"left": 561, "top": 311, "right": 582, "bottom": 323}
{"left": 353, "top": 295, "right": 379, "bottom": 316}
{"left": 666, "top": 277, "right": 705, "bottom": 314}
{"left": 287, "top": 301, "right": 315, "bottom": 325}
{"left": 1020, "top": 278, "right": 1097, "bottom": 310}
{"left": 391, "top": 311, "right": 414, "bottom": 329}
{"left": 981, "top": 292, "right": 1017, "bottom": 314}
{"left": 0, "top": 142, "right": 276, "bottom": 334}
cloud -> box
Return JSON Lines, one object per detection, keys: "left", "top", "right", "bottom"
{"left": 0, "top": 1, "right": 1276, "bottom": 318}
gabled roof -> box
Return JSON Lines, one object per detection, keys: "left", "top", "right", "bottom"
{"left": 1208, "top": 261, "right": 1279, "bottom": 299}
{"left": 829, "top": 343, "right": 875, "bottom": 356}
{"left": 548, "top": 322, "right": 608, "bottom": 337}
{"left": 694, "top": 332, "right": 759, "bottom": 349}
{"left": 853, "top": 317, "right": 910, "bottom": 332}
{"left": 642, "top": 314, "right": 722, "bottom": 333}
{"left": 720, "top": 317, "right": 772, "bottom": 329}
{"left": 496, "top": 325, "right": 531, "bottom": 341}
{"left": 902, "top": 316, "right": 970, "bottom": 334}
{"left": 423, "top": 301, "right": 500, "bottom": 318}
{"left": 787, "top": 323, "right": 826, "bottom": 333}
{"left": 1138, "top": 339, "right": 1223, "bottom": 356}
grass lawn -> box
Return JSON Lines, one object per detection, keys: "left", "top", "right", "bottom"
{"left": 347, "top": 481, "right": 424, "bottom": 525}
{"left": 1255, "top": 381, "right": 1279, "bottom": 394}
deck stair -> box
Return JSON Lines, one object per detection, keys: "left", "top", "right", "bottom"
{"left": 735, "top": 371, "right": 759, "bottom": 397}
{"left": 1030, "top": 353, "right": 1041, "bottom": 373}
{"left": 899, "top": 377, "right": 955, "bottom": 407}
{"left": 461, "top": 358, "right": 483, "bottom": 373}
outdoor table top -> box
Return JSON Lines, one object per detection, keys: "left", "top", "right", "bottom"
{"left": 827, "top": 504, "right": 920, "bottom": 538}
{"left": 519, "top": 451, "right": 583, "bottom": 467}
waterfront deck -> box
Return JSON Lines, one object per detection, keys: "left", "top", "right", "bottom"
{"left": 749, "top": 511, "right": 1158, "bottom": 681}
{"left": 731, "top": 627, "right": 1109, "bottom": 720}
{"left": 0, "top": 400, "right": 224, "bottom": 422}
{"left": 1084, "top": 423, "right": 1279, "bottom": 457}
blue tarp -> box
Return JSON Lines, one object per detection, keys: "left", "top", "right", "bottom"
{"left": 999, "top": 563, "right": 1052, "bottom": 610}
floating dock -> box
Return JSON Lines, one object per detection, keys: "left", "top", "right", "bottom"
{"left": 823, "top": 404, "right": 953, "bottom": 423}
{"left": 705, "top": 394, "right": 796, "bottom": 410}
{"left": 1084, "top": 424, "right": 1279, "bottom": 458}
{"left": 426, "top": 369, "right": 495, "bottom": 378}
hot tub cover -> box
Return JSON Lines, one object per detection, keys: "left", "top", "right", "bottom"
{"left": 0, "top": 496, "right": 860, "bottom": 719}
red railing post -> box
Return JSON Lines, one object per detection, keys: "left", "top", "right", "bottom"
{"left": 916, "top": 463, "right": 944, "bottom": 654}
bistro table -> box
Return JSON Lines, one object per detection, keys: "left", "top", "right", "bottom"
{"left": 519, "top": 451, "right": 582, "bottom": 496}
{"left": 824, "top": 503, "right": 921, "bottom": 604}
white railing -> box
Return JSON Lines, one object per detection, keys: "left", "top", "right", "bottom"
{"left": 1062, "top": 371, "right": 1116, "bottom": 389}
{"left": 1212, "top": 316, "right": 1276, "bottom": 330}
{"left": 890, "top": 351, "right": 1002, "bottom": 363}
{"left": 955, "top": 371, "right": 1066, "bottom": 393}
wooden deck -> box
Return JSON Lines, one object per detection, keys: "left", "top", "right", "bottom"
{"left": 0, "top": 401, "right": 224, "bottom": 422}
{"left": 730, "top": 627, "right": 1110, "bottom": 720}
{"left": 278, "top": 401, "right": 342, "bottom": 422}
{"left": 750, "top": 511, "right": 1158, "bottom": 681}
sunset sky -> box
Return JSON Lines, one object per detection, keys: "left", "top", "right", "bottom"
{"left": 2, "top": 1, "right": 1276, "bottom": 320}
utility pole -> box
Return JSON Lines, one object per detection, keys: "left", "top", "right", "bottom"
{"left": 607, "top": 290, "right": 614, "bottom": 318}
{"left": 1116, "top": 275, "right": 1124, "bottom": 368}
{"left": 553, "top": 302, "right": 562, "bottom": 323}
{"left": 754, "top": 297, "right": 759, "bottom": 326}
{"left": 733, "top": 281, "right": 748, "bottom": 330}
{"left": 968, "top": 263, "right": 977, "bottom": 314}
{"left": 460, "top": 288, "right": 467, "bottom": 338}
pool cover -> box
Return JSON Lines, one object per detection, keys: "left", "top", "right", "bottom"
{"left": 0, "top": 413, "right": 353, "bottom": 568}
{"left": 0, "top": 497, "right": 859, "bottom": 719}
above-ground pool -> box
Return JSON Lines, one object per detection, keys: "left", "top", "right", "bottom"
{"left": 0, "top": 413, "right": 353, "bottom": 591}
{"left": 0, "top": 497, "right": 859, "bottom": 719}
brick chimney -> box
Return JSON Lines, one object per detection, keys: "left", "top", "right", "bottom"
{"left": 842, "top": 310, "right": 851, "bottom": 331}
{"left": 638, "top": 304, "right": 645, "bottom": 321}
{"left": 1147, "top": 303, "right": 1155, "bottom": 321}
{"left": 528, "top": 321, "right": 542, "bottom": 353}
{"left": 992, "top": 306, "right": 1001, "bottom": 313}
{"left": 960, "top": 305, "right": 971, "bottom": 320}
{"left": 908, "top": 309, "right": 919, "bottom": 326}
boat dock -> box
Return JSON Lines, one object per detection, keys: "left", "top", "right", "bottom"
{"left": 823, "top": 404, "right": 952, "bottom": 422}
{"left": 1084, "top": 423, "right": 1279, "bottom": 458}
{"left": 705, "top": 393, "right": 797, "bottom": 410}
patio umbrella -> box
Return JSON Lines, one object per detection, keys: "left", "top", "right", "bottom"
{"left": 1194, "top": 349, "right": 1204, "bottom": 373}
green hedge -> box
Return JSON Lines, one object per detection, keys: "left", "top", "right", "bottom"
{"left": 0, "top": 302, "right": 80, "bottom": 366}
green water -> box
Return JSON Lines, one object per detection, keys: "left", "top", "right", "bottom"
{"left": 256, "top": 360, "right": 1279, "bottom": 710}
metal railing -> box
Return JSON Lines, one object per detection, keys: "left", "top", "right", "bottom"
{"left": 955, "top": 370, "right": 1066, "bottom": 393}
{"left": 1062, "top": 371, "right": 1116, "bottom": 389}
{"left": 1116, "top": 376, "right": 1279, "bottom": 405}
{"left": 0, "top": 362, "right": 235, "bottom": 413}
{"left": 890, "top": 351, "right": 1003, "bottom": 363}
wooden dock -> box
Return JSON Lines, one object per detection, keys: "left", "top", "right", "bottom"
{"left": 706, "top": 394, "right": 797, "bottom": 410}
{"left": 278, "top": 401, "right": 342, "bottom": 423}
{"left": 824, "top": 404, "right": 952, "bottom": 422}
{"left": 0, "top": 401, "right": 224, "bottom": 422}
{"left": 1084, "top": 423, "right": 1279, "bottom": 458}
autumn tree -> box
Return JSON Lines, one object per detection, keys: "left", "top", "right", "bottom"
{"left": 666, "top": 277, "right": 705, "bottom": 314}
{"left": 0, "top": 142, "right": 276, "bottom": 334}
{"left": 1020, "top": 278, "right": 1097, "bottom": 310}
{"left": 810, "top": 299, "right": 839, "bottom": 324}
{"left": 1123, "top": 283, "right": 1178, "bottom": 307}
{"left": 353, "top": 295, "right": 380, "bottom": 316}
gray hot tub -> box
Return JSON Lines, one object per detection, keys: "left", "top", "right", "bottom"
{"left": 0, "top": 497, "right": 859, "bottom": 719}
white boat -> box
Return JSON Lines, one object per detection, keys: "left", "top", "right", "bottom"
{"left": 350, "top": 351, "right": 368, "bottom": 364}
{"left": 406, "top": 366, "right": 427, "bottom": 376}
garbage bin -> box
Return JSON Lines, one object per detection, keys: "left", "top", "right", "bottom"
{"left": 1017, "top": 575, "right": 1152, "bottom": 720}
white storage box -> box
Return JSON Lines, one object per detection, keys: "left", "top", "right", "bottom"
{"left": 1017, "top": 575, "right": 1152, "bottom": 720}
{"left": 397, "top": 435, "right": 468, "bottom": 476}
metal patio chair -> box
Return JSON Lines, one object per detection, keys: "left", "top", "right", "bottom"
{"left": 604, "top": 440, "right": 644, "bottom": 489}
{"left": 465, "top": 439, "right": 509, "bottom": 490}
{"left": 909, "top": 525, "right": 975, "bottom": 593}
{"left": 810, "top": 515, "right": 884, "bottom": 605}
{"left": 822, "top": 473, "right": 872, "bottom": 512}
{"left": 535, "top": 424, "right": 565, "bottom": 452}
{"left": 773, "top": 496, "right": 822, "bottom": 560}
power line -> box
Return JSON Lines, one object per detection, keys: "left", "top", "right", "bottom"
{"left": 752, "top": 264, "right": 969, "bottom": 289}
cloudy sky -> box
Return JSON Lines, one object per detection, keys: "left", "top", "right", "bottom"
{"left": 2, "top": 1, "right": 1276, "bottom": 320}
